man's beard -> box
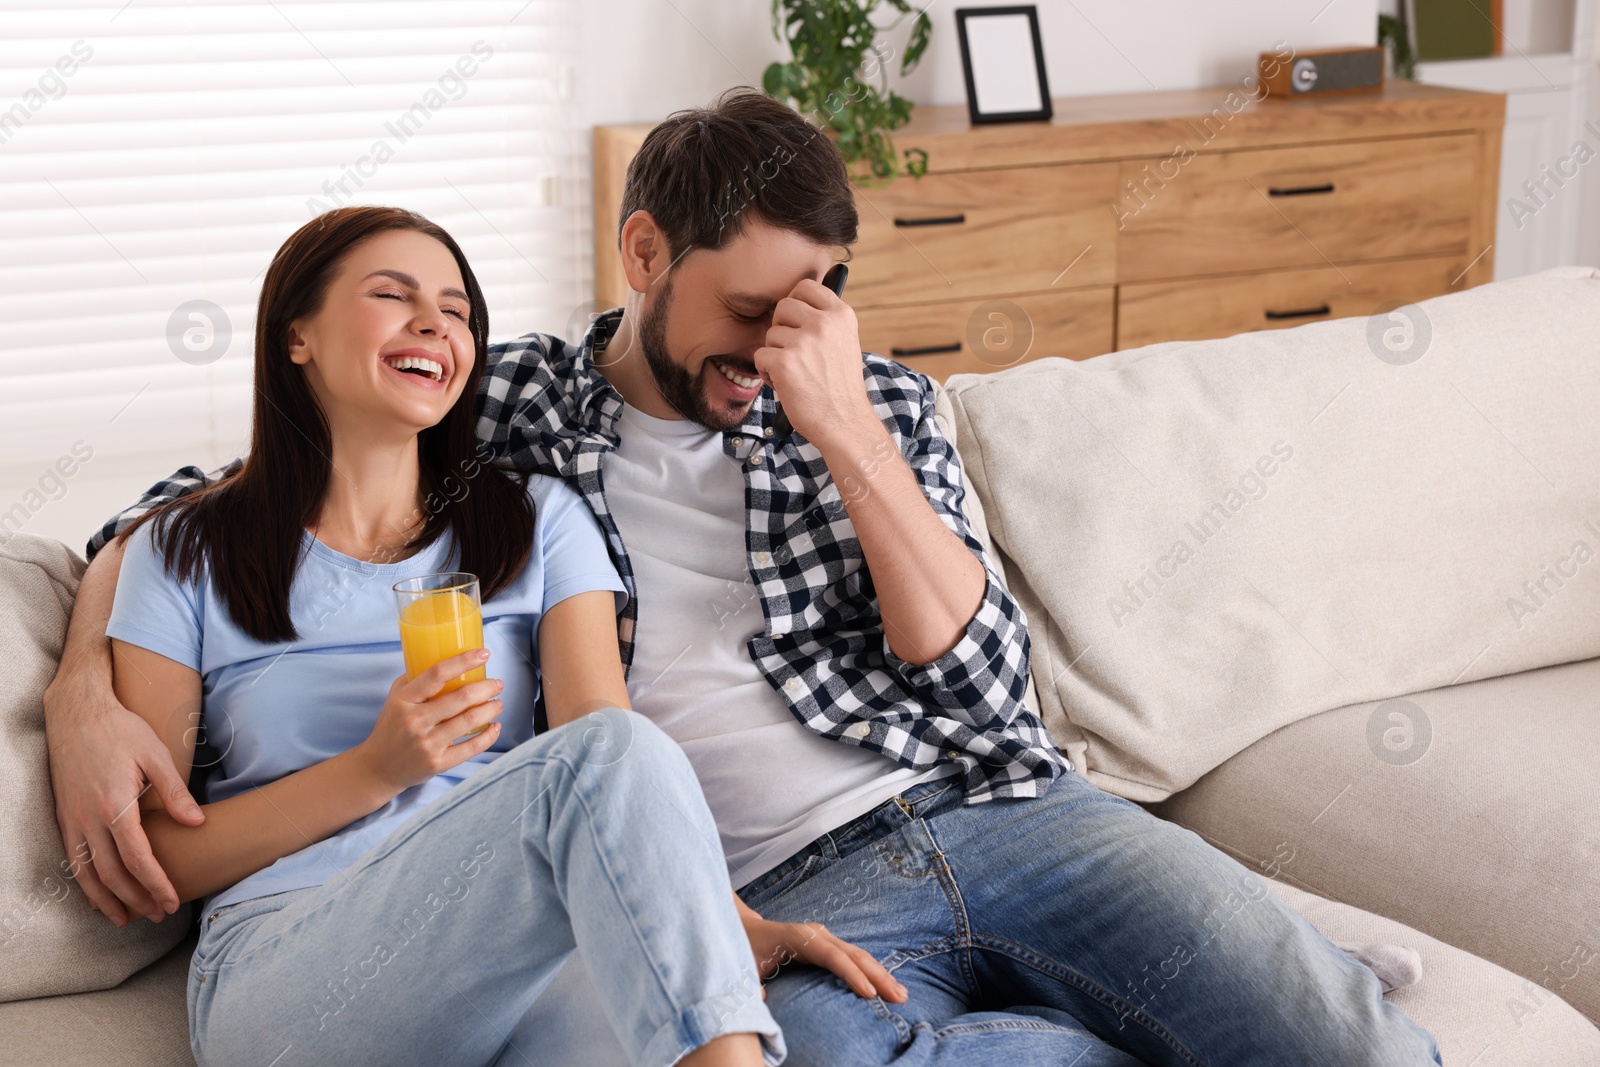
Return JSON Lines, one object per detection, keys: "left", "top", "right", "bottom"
{"left": 637, "top": 275, "right": 757, "bottom": 432}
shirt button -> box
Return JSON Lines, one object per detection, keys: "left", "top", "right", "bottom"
{"left": 784, "top": 677, "right": 802, "bottom": 694}
{"left": 945, "top": 749, "right": 963, "bottom": 760}
{"left": 753, "top": 551, "right": 772, "bottom": 567}
{"left": 854, "top": 722, "right": 872, "bottom": 739}
{"left": 750, "top": 454, "right": 764, "bottom": 466}
{"left": 764, "top": 426, "right": 775, "bottom": 438}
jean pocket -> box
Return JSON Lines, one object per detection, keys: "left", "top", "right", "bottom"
{"left": 191, "top": 911, "right": 226, "bottom": 970}
{"left": 902, "top": 777, "right": 962, "bottom": 820}
{"left": 193, "top": 892, "right": 295, "bottom": 971}
{"left": 186, "top": 949, "right": 222, "bottom": 1048}
{"left": 741, "top": 853, "right": 823, "bottom": 911}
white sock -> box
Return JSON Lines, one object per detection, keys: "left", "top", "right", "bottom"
{"left": 1333, "top": 939, "right": 1423, "bottom": 995}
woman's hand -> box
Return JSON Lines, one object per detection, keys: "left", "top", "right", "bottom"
{"left": 735, "top": 893, "right": 908, "bottom": 1004}
{"left": 352, "top": 649, "right": 505, "bottom": 793}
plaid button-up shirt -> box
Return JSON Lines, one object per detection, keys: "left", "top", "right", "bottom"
{"left": 89, "top": 310, "right": 1070, "bottom": 803}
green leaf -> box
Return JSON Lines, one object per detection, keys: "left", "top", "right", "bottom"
{"left": 771, "top": 0, "right": 933, "bottom": 184}
{"left": 903, "top": 11, "right": 931, "bottom": 73}
{"left": 762, "top": 62, "right": 786, "bottom": 99}
{"left": 885, "top": 91, "right": 913, "bottom": 128}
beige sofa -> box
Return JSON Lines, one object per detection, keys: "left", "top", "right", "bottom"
{"left": 3, "top": 267, "right": 1598, "bottom": 1065}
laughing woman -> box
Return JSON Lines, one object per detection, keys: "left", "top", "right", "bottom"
{"left": 104, "top": 207, "right": 782, "bottom": 1067}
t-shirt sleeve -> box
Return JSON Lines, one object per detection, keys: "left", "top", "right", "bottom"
{"left": 534, "top": 479, "right": 626, "bottom": 616}
{"left": 104, "top": 519, "right": 204, "bottom": 672}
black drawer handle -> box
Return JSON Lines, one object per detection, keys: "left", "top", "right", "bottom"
{"left": 893, "top": 213, "right": 967, "bottom": 227}
{"left": 891, "top": 342, "right": 963, "bottom": 357}
{"left": 1264, "top": 304, "right": 1331, "bottom": 320}
{"left": 1267, "top": 183, "right": 1335, "bottom": 197}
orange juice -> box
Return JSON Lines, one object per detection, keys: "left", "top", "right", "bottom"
{"left": 397, "top": 589, "right": 488, "bottom": 734}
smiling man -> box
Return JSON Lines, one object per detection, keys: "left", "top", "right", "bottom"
{"left": 48, "top": 88, "right": 1440, "bottom": 1066}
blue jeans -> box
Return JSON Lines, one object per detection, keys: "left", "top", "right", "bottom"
{"left": 187, "top": 709, "right": 783, "bottom": 1067}
{"left": 738, "top": 771, "right": 1441, "bottom": 1067}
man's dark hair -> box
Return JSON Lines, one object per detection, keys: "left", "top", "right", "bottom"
{"left": 617, "top": 87, "right": 859, "bottom": 260}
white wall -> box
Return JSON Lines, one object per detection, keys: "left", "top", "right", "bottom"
{"left": 1400, "top": 0, "right": 1597, "bottom": 278}
{"left": 1580, "top": 9, "right": 1600, "bottom": 265}
{"left": 575, "top": 0, "right": 1379, "bottom": 127}
{"left": 15, "top": 0, "right": 1384, "bottom": 553}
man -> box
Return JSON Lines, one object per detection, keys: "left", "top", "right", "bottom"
{"left": 47, "top": 88, "right": 1439, "bottom": 1065}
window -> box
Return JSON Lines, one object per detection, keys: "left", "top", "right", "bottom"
{"left": 0, "top": 0, "right": 581, "bottom": 537}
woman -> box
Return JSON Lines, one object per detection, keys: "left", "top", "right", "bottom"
{"left": 104, "top": 207, "right": 783, "bottom": 1067}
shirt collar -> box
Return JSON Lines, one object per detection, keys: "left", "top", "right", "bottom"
{"left": 564, "top": 309, "right": 624, "bottom": 441}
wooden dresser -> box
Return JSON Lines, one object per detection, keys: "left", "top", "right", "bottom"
{"left": 592, "top": 82, "right": 1504, "bottom": 381}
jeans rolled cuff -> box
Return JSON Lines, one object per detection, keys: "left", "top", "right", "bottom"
{"left": 641, "top": 990, "right": 787, "bottom": 1067}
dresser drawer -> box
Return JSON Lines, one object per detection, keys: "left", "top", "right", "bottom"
{"left": 1116, "top": 255, "right": 1467, "bottom": 348}
{"left": 1116, "top": 134, "right": 1478, "bottom": 282}
{"left": 849, "top": 163, "right": 1118, "bottom": 306}
{"left": 856, "top": 288, "right": 1113, "bottom": 382}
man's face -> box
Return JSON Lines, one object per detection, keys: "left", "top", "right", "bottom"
{"left": 632, "top": 219, "right": 835, "bottom": 432}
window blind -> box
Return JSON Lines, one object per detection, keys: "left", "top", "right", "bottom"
{"left": 0, "top": 0, "right": 583, "bottom": 503}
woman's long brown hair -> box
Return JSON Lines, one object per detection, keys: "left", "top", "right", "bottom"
{"left": 116, "top": 206, "right": 533, "bottom": 644}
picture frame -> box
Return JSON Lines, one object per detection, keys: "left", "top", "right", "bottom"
{"left": 955, "top": 6, "right": 1053, "bottom": 125}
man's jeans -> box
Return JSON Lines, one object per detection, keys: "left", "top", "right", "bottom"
{"left": 186, "top": 709, "right": 783, "bottom": 1067}
{"left": 738, "top": 770, "right": 1441, "bottom": 1066}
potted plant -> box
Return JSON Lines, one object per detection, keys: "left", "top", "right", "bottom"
{"left": 1379, "top": 12, "right": 1418, "bottom": 79}
{"left": 762, "top": 0, "right": 932, "bottom": 184}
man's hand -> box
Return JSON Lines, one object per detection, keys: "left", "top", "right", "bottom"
{"left": 734, "top": 892, "right": 907, "bottom": 1004}
{"left": 44, "top": 671, "right": 202, "bottom": 926}
{"left": 753, "top": 275, "right": 879, "bottom": 453}
{"left": 754, "top": 274, "right": 986, "bottom": 666}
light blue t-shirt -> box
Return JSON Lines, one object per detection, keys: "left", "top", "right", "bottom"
{"left": 105, "top": 474, "right": 625, "bottom": 916}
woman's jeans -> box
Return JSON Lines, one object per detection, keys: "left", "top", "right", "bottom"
{"left": 187, "top": 709, "right": 783, "bottom": 1067}
{"left": 738, "top": 771, "right": 1442, "bottom": 1067}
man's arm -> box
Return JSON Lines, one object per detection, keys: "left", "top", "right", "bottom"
{"left": 759, "top": 281, "right": 1037, "bottom": 733}
{"left": 83, "top": 462, "right": 231, "bottom": 561}
{"left": 755, "top": 279, "right": 985, "bottom": 665}
{"left": 44, "top": 538, "right": 202, "bottom": 925}
{"left": 825, "top": 371, "right": 1039, "bottom": 724}
{"left": 45, "top": 461, "right": 236, "bottom": 925}
{"left": 813, "top": 409, "right": 985, "bottom": 666}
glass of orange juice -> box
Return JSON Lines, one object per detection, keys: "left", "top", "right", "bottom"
{"left": 392, "top": 572, "right": 490, "bottom": 736}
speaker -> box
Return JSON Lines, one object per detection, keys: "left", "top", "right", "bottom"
{"left": 1259, "top": 46, "right": 1386, "bottom": 98}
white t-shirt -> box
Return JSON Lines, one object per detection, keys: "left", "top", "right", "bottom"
{"left": 605, "top": 404, "right": 950, "bottom": 888}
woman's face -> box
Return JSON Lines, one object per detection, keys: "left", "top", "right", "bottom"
{"left": 288, "top": 229, "right": 475, "bottom": 440}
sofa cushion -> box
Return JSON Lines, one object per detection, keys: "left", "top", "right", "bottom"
{"left": 1151, "top": 654, "right": 1600, "bottom": 1025}
{"left": 0, "top": 931, "right": 198, "bottom": 1067}
{"left": 1257, "top": 875, "right": 1600, "bottom": 1064}
{"left": 0, "top": 533, "right": 190, "bottom": 1002}
{"left": 945, "top": 266, "right": 1600, "bottom": 801}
